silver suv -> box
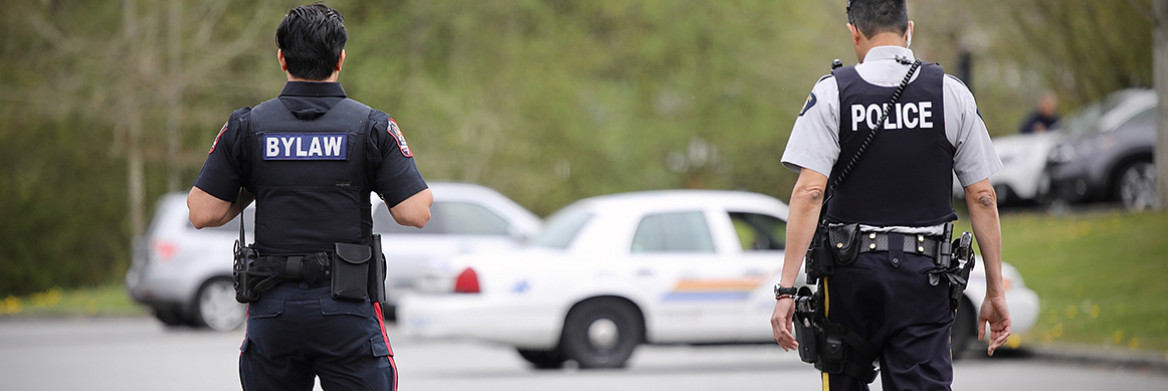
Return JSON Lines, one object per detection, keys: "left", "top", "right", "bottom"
{"left": 126, "top": 182, "right": 541, "bottom": 331}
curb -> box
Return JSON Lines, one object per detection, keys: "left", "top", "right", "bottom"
{"left": 1025, "top": 343, "right": 1168, "bottom": 373}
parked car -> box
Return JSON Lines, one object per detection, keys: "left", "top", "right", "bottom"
{"left": 1045, "top": 88, "right": 1158, "bottom": 211}
{"left": 125, "top": 182, "right": 540, "bottom": 331}
{"left": 972, "top": 131, "right": 1060, "bottom": 205}
{"left": 399, "top": 190, "right": 1039, "bottom": 369}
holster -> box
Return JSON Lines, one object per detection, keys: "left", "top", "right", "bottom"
{"left": 948, "top": 232, "right": 976, "bottom": 310}
{"left": 232, "top": 240, "right": 260, "bottom": 303}
{"left": 805, "top": 223, "right": 860, "bottom": 283}
{"left": 794, "top": 282, "right": 879, "bottom": 384}
{"left": 368, "top": 234, "right": 388, "bottom": 304}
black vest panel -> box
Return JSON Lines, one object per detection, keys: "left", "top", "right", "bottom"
{"left": 246, "top": 98, "right": 374, "bottom": 254}
{"left": 826, "top": 63, "right": 957, "bottom": 226}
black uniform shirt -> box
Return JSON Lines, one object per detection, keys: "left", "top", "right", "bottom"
{"left": 194, "top": 81, "right": 427, "bottom": 209}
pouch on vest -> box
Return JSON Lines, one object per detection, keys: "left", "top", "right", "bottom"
{"left": 827, "top": 223, "right": 860, "bottom": 265}
{"left": 332, "top": 242, "right": 371, "bottom": 301}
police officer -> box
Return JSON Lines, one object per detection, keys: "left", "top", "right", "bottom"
{"left": 769, "top": 1, "right": 1011, "bottom": 390}
{"left": 187, "top": 3, "right": 432, "bottom": 390}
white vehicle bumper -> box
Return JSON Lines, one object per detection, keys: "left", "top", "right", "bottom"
{"left": 397, "top": 294, "right": 563, "bottom": 350}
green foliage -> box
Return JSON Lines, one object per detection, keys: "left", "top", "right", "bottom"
{"left": 995, "top": 211, "right": 1168, "bottom": 351}
{"left": 0, "top": 0, "right": 1155, "bottom": 295}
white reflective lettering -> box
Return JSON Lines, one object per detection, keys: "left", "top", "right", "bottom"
{"left": 903, "top": 102, "right": 919, "bottom": 128}
{"left": 308, "top": 137, "right": 323, "bottom": 156}
{"left": 323, "top": 136, "right": 343, "bottom": 156}
{"left": 295, "top": 137, "right": 308, "bottom": 156}
{"left": 281, "top": 137, "right": 295, "bottom": 156}
{"left": 266, "top": 137, "right": 280, "bottom": 157}
{"left": 866, "top": 104, "right": 881, "bottom": 129}
{"left": 919, "top": 101, "right": 933, "bottom": 128}
{"left": 851, "top": 104, "right": 866, "bottom": 132}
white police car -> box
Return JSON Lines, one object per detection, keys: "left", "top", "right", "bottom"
{"left": 399, "top": 190, "right": 1039, "bottom": 369}
{"left": 125, "top": 182, "right": 540, "bottom": 331}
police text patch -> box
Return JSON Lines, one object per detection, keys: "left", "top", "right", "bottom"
{"left": 263, "top": 133, "right": 348, "bottom": 160}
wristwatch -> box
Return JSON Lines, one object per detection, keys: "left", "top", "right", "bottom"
{"left": 774, "top": 284, "right": 798, "bottom": 300}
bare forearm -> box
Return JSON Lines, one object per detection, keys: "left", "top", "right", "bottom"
{"left": 389, "top": 188, "right": 433, "bottom": 228}
{"left": 780, "top": 169, "right": 827, "bottom": 287}
{"left": 964, "top": 180, "right": 1005, "bottom": 297}
{"left": 188, "top": 186, "right": 250, "bottom": 229}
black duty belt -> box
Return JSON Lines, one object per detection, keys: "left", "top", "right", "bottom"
{"left": 857, "top": 232, "right": 942, "bottom": 258}
{"left": 256, "top": 253, "right": 331, "bottom": 285}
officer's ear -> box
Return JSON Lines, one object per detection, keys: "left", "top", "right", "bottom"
{"left": 278, "top": 49, "right": 289, "bottom": 72}
{"left": 847, "top": 23, "right": 862, "bottom": 46}
{"left": 905, "top": 21, "right": 914, "bottom": 48}
{"left": 335, "top": 50, "right": 346, "bottom": 72}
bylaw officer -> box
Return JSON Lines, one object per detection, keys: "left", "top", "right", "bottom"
{"left": 187, "top": 3, "right": 432, "bottom": 390}
{"left": 769, "top": 1, "right": 1012, "bottom": 390}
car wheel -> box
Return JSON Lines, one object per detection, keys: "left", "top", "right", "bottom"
{"left": 951, "top": 298, "right": 976, "bottom": 360}
{"left": 1117, "top": 161, "right": 1158, "bottom": 212}
{"left": 152, "top": 306, "right": 188, "bottom": 327}
{"left": 517, "top": 348, "right": 568, "bottom": 369}
{"left": 560, "top": 299, "right": 643, "bottom": 369}
{"left": 192, "top": 278, "right": 246, "bottom": 332}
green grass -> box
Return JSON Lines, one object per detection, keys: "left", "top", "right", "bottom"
{"left": 956, "top": 209, "right": 1168, "bottom": 353}
{"left": 0, "top": 284, "right": 146, "bottom": 318}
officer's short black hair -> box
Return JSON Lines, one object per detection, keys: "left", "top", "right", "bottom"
{"left": 276, "top": 3, "right": 348, "bottom": 81}
{"left": 846, "top": 0, "right": 909, "bottom": 38}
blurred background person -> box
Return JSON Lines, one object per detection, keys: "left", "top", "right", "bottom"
{"left": 1018, "top": 92, "right": 1059, "bottom": 134}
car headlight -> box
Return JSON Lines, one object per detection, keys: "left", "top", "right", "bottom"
{"left": 1047, "top": 143, "right": 1077, "bottom": 164}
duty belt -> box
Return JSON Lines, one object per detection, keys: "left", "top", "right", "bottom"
{"left": 857, "top": 232, "right": 942, "bottom": 259}
{"left": 256, "top": 253, "right": 331, "bottom": 285}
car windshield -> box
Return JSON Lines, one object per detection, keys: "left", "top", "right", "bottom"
{"left": 532, "top": 206, "right": 593, "bottom": 249}
{"left": 1059, "top": 92, "right": 1133, "bottom": 136}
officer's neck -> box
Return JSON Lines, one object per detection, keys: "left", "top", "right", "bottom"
{"left": 855, "top": 33, "right": 908, "bottom": 64}
{"left": 286, "top": 72, "right": 340, "bottom": 83}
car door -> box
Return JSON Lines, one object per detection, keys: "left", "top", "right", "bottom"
{"left": 721, "top": 210, "right": 790, "bottom": 342}
{"left": 629, "top": 209, "right": 751, "bottom": 343}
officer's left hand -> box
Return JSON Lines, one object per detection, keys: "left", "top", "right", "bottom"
{"left": 978, "top": 294, "right": 1012, "bottom": 356}
{"left": 770, "top": 298, "right": 798, "bottom": 351}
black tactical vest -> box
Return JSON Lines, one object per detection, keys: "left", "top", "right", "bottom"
{"left": 826, "top": 63, "right": 957, "bottom": 227}
{"left": 245, "top": 98, "right": 374, "bottom": 255}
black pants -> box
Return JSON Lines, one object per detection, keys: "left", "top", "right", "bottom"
{"left": 240, "top": 283, "right": 397, "bottom": 391}
{"left": 824, "top": 233, "right": 954, "bottom": 391}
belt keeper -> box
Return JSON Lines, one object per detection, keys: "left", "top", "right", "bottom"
{"left": 286, "top": 256, "right": 303, "bottom": 279}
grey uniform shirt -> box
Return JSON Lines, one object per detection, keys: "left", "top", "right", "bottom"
{"left": 780, "top": 46, "right": 1002, "bottom": 234}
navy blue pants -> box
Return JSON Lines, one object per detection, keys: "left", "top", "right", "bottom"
{"left": 240, "top": 283, "right": 397, "bottom": 391}
{"left": 823, "top": 233, "right": 955, "bottom": 391}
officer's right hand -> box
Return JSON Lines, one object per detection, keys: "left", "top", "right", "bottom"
{"left": 771, "top": 298, "right": 798, "bottom": 351}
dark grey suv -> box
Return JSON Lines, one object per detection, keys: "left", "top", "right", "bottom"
{"left": 1045, "top": 88, "right": 1158, "bottom": 211}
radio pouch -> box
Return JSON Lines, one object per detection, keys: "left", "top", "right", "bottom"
{"left": 827, "top": 223, "right": 860, "bottom": 265}
{"left": 368, "top": 234, "right": 388, "bottom": 304}
{"left": 332, "top": 243, "right": 371, "bottom": 301}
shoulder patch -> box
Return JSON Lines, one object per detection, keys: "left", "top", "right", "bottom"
{"left": 798, "top": 92, "right": 818, "bottom": 117}
{"left": 387, "top": 118, "right": 413, "bottom": 157}
{"left": 208, "top": 122, "right": 228, "bottom": 154}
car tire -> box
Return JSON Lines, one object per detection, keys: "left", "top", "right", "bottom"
{"left": 192, "top": 277, "right": 247, "bottom": 332}
{"left": 517, "top": 348, "right": 568, "bottom": 369}
{"left": 152, "top": 306, "right": 188, "bottom": 327}
{"left": 560, "top": 299, "right": 643, "bottom": 369}
{"left": 951, "top": 298, "right": 976, "bottom": 360}
{"left": 1117, "top": 161, "right": 1158, "bottom": 212}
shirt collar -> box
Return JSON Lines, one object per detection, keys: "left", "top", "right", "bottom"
{"left": 279, "top": 81, "right": 347, "bottom": 98}
{"left": 861, "top": 46, "right": 915, "bottom": 64}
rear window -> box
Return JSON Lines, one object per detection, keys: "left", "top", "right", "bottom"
{"left": 630, "top": 211, "right": 715, "bottom": 253}
{"left": 533, "top": 207, "right": 593, "bottom": 249}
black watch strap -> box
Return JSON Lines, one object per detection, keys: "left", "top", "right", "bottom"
{"left": 774, "top": 284, "right": 798, "bottom": 298}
